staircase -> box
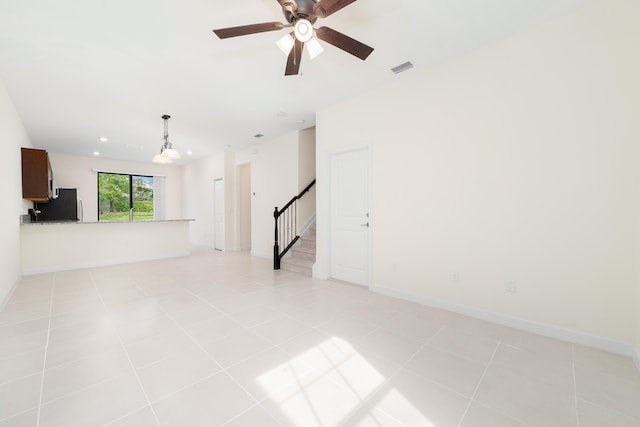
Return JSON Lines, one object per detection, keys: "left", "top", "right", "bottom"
{"left": 280, "top": 225, "right": 315, "bottom": 276}
{"left": 273, "top": 179, "right": 316, "bottom": 273}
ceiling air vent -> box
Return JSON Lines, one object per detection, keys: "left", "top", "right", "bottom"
{"left": 391, "top": 61, "right": 414, "bottom": 74}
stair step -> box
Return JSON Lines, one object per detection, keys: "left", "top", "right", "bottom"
{"left": 291, "top": 245, "right": 316, "bottom": 261}
{"left": 299, "top": 235, "right": 316, "bottom": 247}
{"left": 280, "top": 222, "right": 316, "bottom": 277}
{"left": 280, "top": 257, "right": 313, "bottom": 276}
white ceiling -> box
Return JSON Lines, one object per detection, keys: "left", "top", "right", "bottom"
{"left": 0, "top": 0, "right": 593, "bottom": 164}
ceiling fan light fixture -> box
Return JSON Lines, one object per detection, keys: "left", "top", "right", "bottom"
{"left": 294, "top": 19, "right": 313, "bottom": 43}
{"left": 306, "top": 37, "right": 324, "bottom": 60}
{"left": 276, "top": 33, "right": 294, "bottom": 55}
{"left": 212, "top": 0, "right": 374, "bottom": 76}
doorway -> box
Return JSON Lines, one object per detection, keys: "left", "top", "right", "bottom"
{"left": 214, "top": 178, "right": 224, "bottom": 251}
{"left": 237, "top": 163, "right": 252, "bottom": 251}
{"left": 329, "top": 146, "right": 371, "bottom": 287}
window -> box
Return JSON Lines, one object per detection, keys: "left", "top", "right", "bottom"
{"left": 98, "top": 173, "right": 154, "bottom": 221}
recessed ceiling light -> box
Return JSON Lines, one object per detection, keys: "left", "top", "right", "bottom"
{"left": 93, "top": 151, "right": 100, "bottom": 156}
{"left": 98, "top": 137, "right": 109, "bottom": 142}
{"left": 276, "top": 111, "right": 288, "bottom": 118}
{"left": 254, "top": 133, "right": 264, "bottom": 138}
{"left": 187, "top": 151, "right": 193, "bottom": 155}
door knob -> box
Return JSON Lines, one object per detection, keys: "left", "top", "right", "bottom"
{"left": 360, "top": 222, "right": 369, "bottom": 227}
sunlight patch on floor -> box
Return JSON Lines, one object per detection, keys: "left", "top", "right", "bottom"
{"left": 257, "top": 336, "right": 436, "bottom": 426}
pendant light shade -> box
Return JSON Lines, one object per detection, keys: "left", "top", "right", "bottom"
{"left": 152, "top": 153, "right": 172, "bottom": 164}
{"left": 161, "top": 146, "right": 181, "bottom": 160}
{"left": 152, "top": 114, "right": 181, "bottom": 163}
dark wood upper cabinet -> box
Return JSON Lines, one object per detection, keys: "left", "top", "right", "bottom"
{"left": 21, "top": 147, "right": 53, "bottom": 202}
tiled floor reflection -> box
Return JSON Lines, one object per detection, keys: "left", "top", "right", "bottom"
{"left": 0, "top": 249, "right": 639, "bottom": 426}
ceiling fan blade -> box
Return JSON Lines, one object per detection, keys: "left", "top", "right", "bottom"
{"left": 315, "top": 26, "right": 374, "bottom": 60}
{"left": 313, "top": 0, "right": 357, "bottom": 18}
{"left": 213, "top": 22, "right": 284, "bottom": 39}
{"left": 285, "top": 39, "right": 304, "bottom": 75}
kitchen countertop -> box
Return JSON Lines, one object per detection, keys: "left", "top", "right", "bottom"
{"left": 21, "top": 219, "right": 194, "bottom": 226}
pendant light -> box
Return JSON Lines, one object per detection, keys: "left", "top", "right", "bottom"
{"left": 152, "top": 114, "right": 181, "bottom": 163}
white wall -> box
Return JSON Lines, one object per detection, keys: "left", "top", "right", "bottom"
{"left": 181, "top": 151, "right": 225, "bottom": 247}
{"left": 316, "top": 0, "right": 640, "bottom": 353}
{"left": 0, "top": 79, "right": 32, "bottom": 307}
{"left": 48, "top": 153, "right": 183, "bottom": 223}
{"left": 298, "top": 127, "right": 316, "bottom": 231}
{"left": 637, "top": 274, "right": 640, "bottom": 368}
{"left": 236, "top": 133, "right": 299, "bottom": 258}
{"left": 224, "top": 151, "right": 237, "bottom": 250}
{"left": 636, "top": 40, "right": 640, "bottom": 368}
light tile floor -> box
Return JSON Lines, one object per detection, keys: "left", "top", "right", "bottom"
{"left": 1, "top": 250, "right": 639, "bottom": 426}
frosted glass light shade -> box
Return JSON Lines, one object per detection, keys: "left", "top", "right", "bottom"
{"left": 161, "top": 146, "right": 181, "bottom": 160}
{"left": 306, "top": 37, "right": 324, "bottom": 60}
{"left": 152, "top": 153, "right": 172, "bottom": 164}
{"left": 277, "top": 34, "right": 294, "bottom": 55}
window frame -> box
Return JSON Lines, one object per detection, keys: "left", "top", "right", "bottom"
{"left": 97, "top": 172, "right": 155, "bottom": 222}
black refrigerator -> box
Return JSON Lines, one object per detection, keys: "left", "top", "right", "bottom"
{"left": 35, "top": 188, "right": 78, "bottom": 222}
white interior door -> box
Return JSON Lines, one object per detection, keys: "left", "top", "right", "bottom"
{"left": 330, "top": 147, "right": 371, "bottom": 286}
{"left": 237, "top": 163, "right": 252, "bottom": 251}
{"left": 214, "top": 179, "right": 224, "bottom": 251}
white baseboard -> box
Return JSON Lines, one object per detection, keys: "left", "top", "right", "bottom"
{"left": 190, "top": 243, "right": 216, "bottom": 252}
{"left": 0, "top": 275, "right": 22, "bottom": 312}
{"left": 371, "top": 284, "right": 634, "bottom": 357}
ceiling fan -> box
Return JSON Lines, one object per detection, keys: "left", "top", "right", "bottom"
{"left": 213, "top": 0, "right": 374, "bottom": 76}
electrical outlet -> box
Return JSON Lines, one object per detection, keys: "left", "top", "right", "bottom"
{"left": 452, "top": 273, "right": 459, "bottom": 282}
{"left": 505, "top": 281, "right": 517, "bottom": 293}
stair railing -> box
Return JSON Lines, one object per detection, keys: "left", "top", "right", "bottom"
{"left": 273, "top": 179, "right": 316, "bottom": 269}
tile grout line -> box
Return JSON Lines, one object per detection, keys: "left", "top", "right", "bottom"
{"left": 183, "top": 285, "right": 387, "bottom": 426}
{"left": 218, "top": 402, "right": 285, "bottom": 427}
{"left": 90, "top": 272, "right": 164, "bottom": 427}
{"left": 456, "top": 339, "right": 501, "bottom": 427}
{"left": 336, "top": 321, "right": 449, "bottom": 427}
{"left": 0, "top": 406, "right": 39, "bottom": 424}
{"left": 572, "top": 344, "right": 580, "bottom": 427}
{"left": 182, "top": 287, "right": 308, "bottom": 328}
{"left": 339, "top": 323, "right": 448, "bottom": 427}
{"left": 35, "top": 276, "right": 56, "bottom": 427}
{"left": 149, "top": 285, "right": 275, "bottom": 426}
